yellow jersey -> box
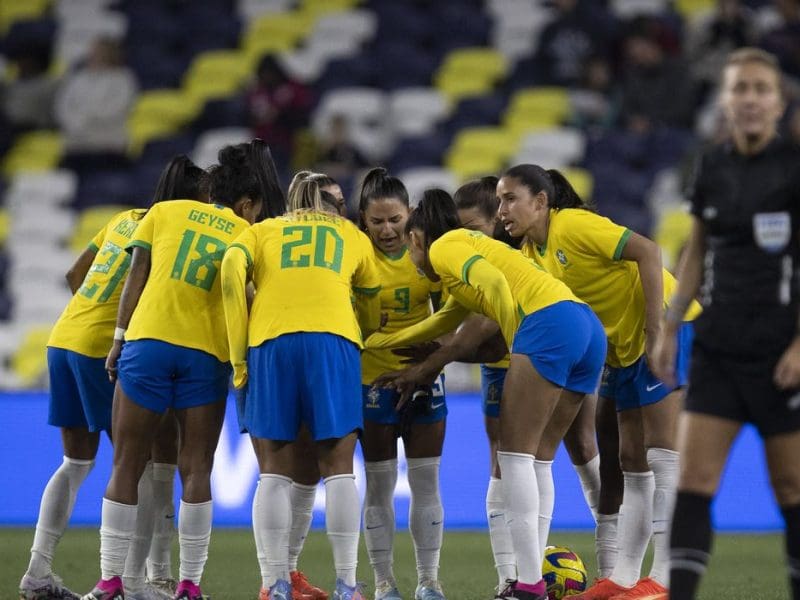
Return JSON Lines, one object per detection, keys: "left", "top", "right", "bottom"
{"left": 48, "top": 209, "right": 147, "bottom": 357}
{"left": 226, "top": 210, "right": 381, "bottom": 350}
{"left": 523, "top": 208, "right": 700, "bottom": 368}
{"left": 361, "top": 247, "right": 441, "bottom": 384}
{"left": 429, "top": 228, "right": 582, "bottom": 348}
{"left": 125, "top": 200, "right": 249, "bottom": 362}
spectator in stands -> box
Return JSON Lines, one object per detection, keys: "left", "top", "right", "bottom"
{"left": 620, "top": 20, "right": 698, "bottom": 132}
{"left": 246, "top": 55, "right": 312, "bottom": 178}
{"left": 315, "top": 114, "right": 368, "bottom": 183}
{"left": 759, "top": 0, "right": 800, "bottom": 81}
{"left": 2, "top": 42, "right": 57, "bottom": 131}
{"left": 569, "top": 57, "right": 620, "bottom": 129}
{"left": 532, "top": 0, "right": 616, "bottom": 87}
{"left": 686, "top": 0, "right": 756, "bottom": 97}
{"left": 55, "top": 37, "right": 138, "bottom": 172}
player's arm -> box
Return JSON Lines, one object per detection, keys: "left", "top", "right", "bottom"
{"left": 105, "top": 246, "right": 151, "bottom": 381}
{"left": 65, "top": 248, "right": 97, "bottom": 294}
{"left": 366, "top": 295, "right": 470, "bottom": 349}
{"left": 354, "top": 289, "right": 382, "bottom": 338}
{"left": 221, "top": 242, "right": 252, "bottom": 388}
{"left": 461, "top": 257, "right": 518, "bottom": 350}
{"left": 352, "top": 232, "right": 383, "bottom": 338}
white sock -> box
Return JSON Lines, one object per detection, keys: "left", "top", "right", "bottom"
{"left": 178, "top": 500, "right": 212, "bottom": 585}
{"left": 325, "top": 474, "right": 360, "bottom": 587}
{"left": 647, "top": 448, "right": 679, "bottom": 587}
{"left": 610, "top": 471, "right": 655, "bottom": 587}
{"left": 146, "top": 462, "right": 176, "bottom": 581}
{"left": 595, "top": 513, "right": 619, "bottom": 578}
{"left": 251, "top": 480, "right": 267, "bottom": 584}
{"left": 534, "top": 460, "right": 554, "bottom": 557}
{"left": 486, "top": 477, "right": 516, "bottom": 586}
{"left": 26, "top": 457, "right": 94, "bottom": 579}
{"left": 288, "top": 482, "right": 317, "bottom": 572}
{"left": 256, "top": 474, "right": 292, "bottom": 588}
{"left": 407, "top": 457, "right": 443, "bottom": 584}
{"left": 498, "top": 451, "right": 542, "bottom": 586}
{"left": 124, "top": 463, "right": 155, "bottom": 591}
{"left": 100, "top": 498, "right": 138, "bottom": 580}
{"left": 573, "top": 455, "right": 601, "bottom": 522}
{"left": 363, "top": 459, "right": 398, "bottom": 586}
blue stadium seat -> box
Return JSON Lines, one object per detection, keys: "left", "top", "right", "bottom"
{"left": 191, "top": 96, "right": 247, "bottom": 131}
{"left": 388, "top": 131, "right": 452, "bottom": 173}
{"left": 74, "top": 170, "right": 138, "bottom": 209}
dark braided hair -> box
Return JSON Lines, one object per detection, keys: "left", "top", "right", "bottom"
{"left": 151, "top": 155, "right": 207, "bottom": 206}
{"left": 405, "top": 188, "right": 460, "bottom": 247}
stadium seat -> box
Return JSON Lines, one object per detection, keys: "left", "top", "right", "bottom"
{"left": 183, "top": 50, "right": 252, "bottom": 104}
{"left": 1, "top": 131, "right": 64, "bottom": 177}
{"left": 435, "top": 48, "right": 507, "bottom": 102}
{"left": 10, "top": 325, "right": 52, "bottom": 387}
{"left": 4, "top": 171, "right": 78, "bottom": 210}
{"left": 128, "top": 90, "right": 202, "bottom": 154}
{"left": 0, "top": 0, "right": 50, "bottom": 33}
{"left": 0, "top": 210, "right": 8, "bottom": 245}
{"left": 11, "top": 208, "right": 74, "bottom": 242}
{"left": 445, "top": 153, "right": 506, "bottom": 181}
{"left": 512, "top": 127, "right": 587, "bottom": 168}
{"left": 192, "top": 127, "right": 252, "bottom": 169}
{"left": 561, "top": 167, "right": 594, "bottom": 201}
{"left": 654, "top": 205, "right": 692, "bottom": 270}
{"left": 397, "top": 167, "right": 459, "bottom": 206}
{"left": 611, "top": 0, "right": 670, "bottom": 18}
{"left": 505, "top": 87, "right": 571, "bottom": 129}
{"left": 448, "top": 127, "right": 520, "bottom": 162}
{"left": 313, "top": 10, "right": 377, "bottom": 44}
{"left": 69, "top": 205, "right": 134, "bottom": 253}
{"left": 237, "top": 0, "right": 294, "bottom": 22}
{"left": 389, "top": 88, "right": 450, "bottom": 138}
{"left": 55, "top": 10, "right": 129, "bottom": 67}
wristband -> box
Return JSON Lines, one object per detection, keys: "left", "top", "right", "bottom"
{"left": 113, "top": 327, "right": 126, "bottom": 341}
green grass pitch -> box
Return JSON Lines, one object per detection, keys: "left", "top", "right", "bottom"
{"left": 0, "top": 529, "right": 788, "bottom": 599}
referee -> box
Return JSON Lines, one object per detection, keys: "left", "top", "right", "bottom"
{"left": 653, "top": 47, "right": 800, "bottom": 600}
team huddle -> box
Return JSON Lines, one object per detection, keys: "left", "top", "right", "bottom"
{"left": 17, "top": 48, "right": 800, "bottom": 600}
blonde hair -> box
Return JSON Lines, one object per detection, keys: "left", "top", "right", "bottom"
{"left": 725, "top": 47, "right": 781, "bottom": 72}
{"left": 287, "top": 172, "right": 327, "bottom": 212}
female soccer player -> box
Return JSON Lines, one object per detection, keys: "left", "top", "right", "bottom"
{"left": 84, "top": 144, "right": 266, "bottom": 600}
{"left": 496, "top": 165, "right": 699, "bottom": 600}
{"left": 356, "top": 168, "right": 447, "bottom": 600}
{"left": 653, "top": 48, "right": 800, "bottom": 600}
{"left": 221, "top": 174, "right": 381, "bottom": 600}
{"left": 18, "top": 156, "right": 205, "bottom": 600}
{"left": 368, "top": 190, "right": 606, "bottom": 600}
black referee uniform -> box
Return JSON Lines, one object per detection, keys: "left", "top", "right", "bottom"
{"left": 686, "top": 136, "right": 800, "bottom": 436}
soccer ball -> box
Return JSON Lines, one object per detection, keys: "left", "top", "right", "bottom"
{"left": 541, "top": 546, "right": 588, "bottom": 599}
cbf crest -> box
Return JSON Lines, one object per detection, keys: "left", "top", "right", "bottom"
{"left": 556, "top": 249, "right": 568, "bottom": 266}
{"left": 753, "top": 211, "right": 791, "bottom": 254}
{"left": 366, "top": 386, "right": 381, "bottom": 408}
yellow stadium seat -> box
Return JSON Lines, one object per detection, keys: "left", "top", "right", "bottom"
{"left": 243, "top": 30, "right": 299, "bottom": 65}
{"left": 301, "top": 0, "right": 359, "bottom": 17}
{"left": 561, "top": 167, "right": 594, "bottom": 201}
{"left": 184, "top": 50, "right": 252, "bottom": 103}
{"left": 449, "top": 127, "right": 521, "bottom": 161}
{"left": 0, "top": 0, "right": 50, "bottom": 33}
{"left": 445, "top": 152, "right": 506, "bottom": 181}
{"left": 246, "top": 12, "right": 315, "bottom": 45}
{"left": 1, "top": 130, "right": 63, "bottom": 176}
{"left": 11, "top": 326, "right": 51, "bottom": 387}
{"left": 503, "top": 112, "right": 563, "bottom": 138}
{"left": 0, "top": 209, "right": 8, "bottom": 245}
{"left": 434, "top": 72, "right": 495, "bottom": 102}
{"left": 675, "top": 0, "right": 715, "bottom": 18}
{"left": 127, "top": 90, "right": 201, "bottom": 154}
{"left": 506, "top": 87, "right": 570, "bottom": 123}
{"left": 655, "top": 206, "right": 693, "bottom": 270}
{"left": 70, "top": 205, "right": 134, "bottom": 253}
{"left": 439, "top": 48, "right": 507, "bottom": 80}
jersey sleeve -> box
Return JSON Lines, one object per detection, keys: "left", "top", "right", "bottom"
{"left": 221, "top": 226, "right": 257, "bottom": 388}
{"left": 352, "top": 232, "right": 382, "bottom": 297}
{"left": 563, "top": 210, "right": 632, "bottom": 262}
{"left": 88, "top": 225, "right": 107, "bottom": 253}
{"left": 428, "top": 235, "right": 484, "bottom": 283}
{"left": 127, "top": 205, "right": 156, "bottom": 252}
{"left": 365, "top": 295, "right": 470, "bottom": 349}
{"left": 461, "top": 257, "right": 518, "bottom": 349}
{"left": 686, "top": 152, "right": 707, "bottom": 218}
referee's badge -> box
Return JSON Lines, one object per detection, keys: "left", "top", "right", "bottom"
{"left": 753, "top": 211, "right": 791, "bottom": 253}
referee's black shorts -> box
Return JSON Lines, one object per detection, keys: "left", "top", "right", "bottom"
{"left": 685, "top": 341, "right": 800, "bottom": 437}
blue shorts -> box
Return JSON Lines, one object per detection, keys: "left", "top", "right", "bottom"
{"left": 247, "top": 332, "right": 362, "bottom": 441}
{"left": 363, "top": 374, "right": 446, "bottom": 425}
{"left": 47, "top": 347, "right": 114, "bottom": 432}
{"left": 601, "top": 322, "right": 694, "bottom": 411}
{"left": 512, "top": 301, "right": 607, "bottom": 395}
{"left": 117, "top": 339, "right": 231, "bottom": 414}
{"left": 480, "top": 365, "right": 506, "bottom": 418}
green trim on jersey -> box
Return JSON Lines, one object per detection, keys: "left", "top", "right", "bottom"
{"left": 461, "top": 254, "right": 483, "bottom": 284}
{"left": 612, "top": 229, "right": 632, "bottom": 261}
{"left": 229, "top": 243, "right": 253, "bottom": 268}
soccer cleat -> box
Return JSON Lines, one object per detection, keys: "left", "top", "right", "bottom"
{"left": 262, "top": 579, "right": 292, "bottom": 600}
{"left": 414, "top": 580, "right": 445, "bottom": 600}
{"left": 172, "top": 580, "right": 206, "bottom": 600}
{"left": 633, "top": 595, "right": 666, "bottom": 600}
{"left": 81, "top": 577, "right": 125, "bottom": 600}
{"left": 126, "top": 584, "right": 172, "bottom": 600}
{"left": 375, "top": 580, "right": 403, "bottom": 600}
{"left": 19, "top": 572, "right": 81, "bottom": 600}
{"left": 332, "top": 579, "right": 367, "bottom": 600}
{"left": 147, "top": 578, "right": 177, "bottom": 596}
{"left": 494, "top": 580, "right": 547, "bottom": 600}
{"left": 571, "top": 578, "right": 632, "bottom": 600}
{"left": 609, "top": 578, "right": 667, "bottom": 600}
{"left": 291, "top": 571, "right": 329, "bottom": 600}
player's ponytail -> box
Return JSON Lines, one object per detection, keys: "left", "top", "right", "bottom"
{"left": 406, "top": 188, "right": 459, "bottom": 247}
{"left": 453, "top": 176, "right": 499, "bottom": 219}
{"left": 249, "top": 138, "right": 286, "bottom": 220}
{"left": 358, "top": 167, "right": 409, "bottom": 228}
{"left": 150, "top": 155, "right": 207, "bottom": 207}
{"left": 288, "top": 175, "right": 325, "bottom": 213}
{"left": 504, "top": 164, "right": 594, "bottom": 212}
{"left": 209, "top": 143, "right": 264, "bottom": 209}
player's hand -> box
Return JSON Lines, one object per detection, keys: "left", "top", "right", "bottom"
{"left": 650, "top": 328, "right": 677, "bottom": 388}
{"left": 373, "top": 364, "right": 437, "bottom": 410}
{"left": 774, "top": 337, "right": 800, "bottom": 390}
{"left": 392, "top": 341, "right": 441, "bottom": 364}
{"left": 233, "top": 363, "right": 249, "bottom": 389}
{"left": 105, "top": 340, "right": 123, "bottom": 383}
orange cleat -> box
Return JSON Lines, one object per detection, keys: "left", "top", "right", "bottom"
{"left": 609, "top": 577, "right": 667, "bottom": 600}
{"left": 291, "top": 571, "right": 329, "bottom": 600}
{"left": 571, "top": 578, "right": 633, "bottom": 600}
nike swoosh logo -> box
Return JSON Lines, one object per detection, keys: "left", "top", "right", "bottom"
{"left": 365, "top": 524, "right": 382, "bottom": 530}
{"left": 430, "top": 402, "right": 444, "bottom": 409}
{"left": 489, "top": 513, "right": 504, "bottom": 519}
{"left": 645, "top": 382, "right": 664, "bottom": 392}
{"left": 431, "top": 520, "right": 443, "bottom": 525}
